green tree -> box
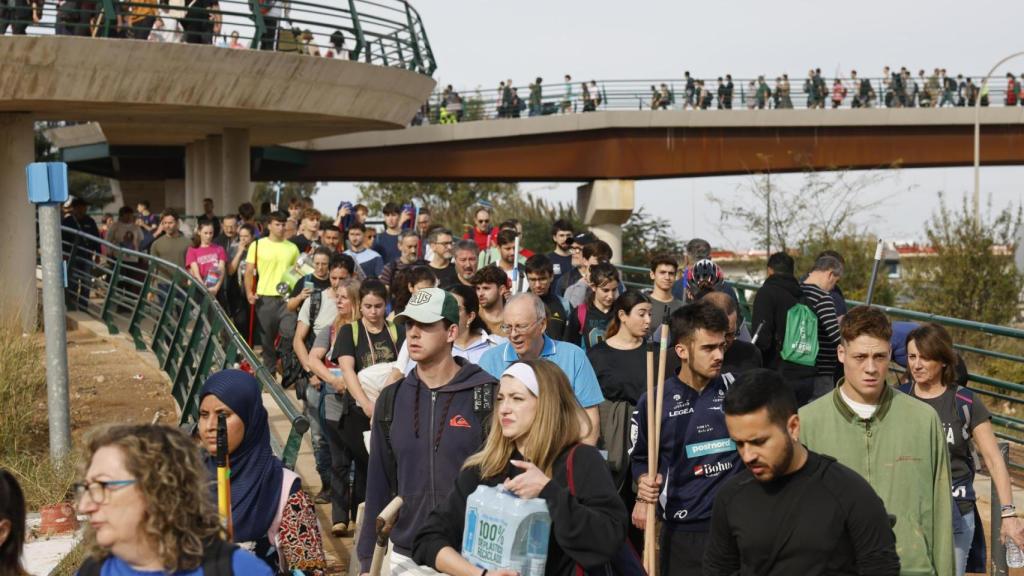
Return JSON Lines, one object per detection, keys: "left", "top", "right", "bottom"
{"left": 251, "top": 181, "right": 320, "bottom": 208}
{"left": 904, "top": 193, "right": 1023, "bottom": 326}
{"left": 621, "top": 207, "right": 685, "bottom": 266}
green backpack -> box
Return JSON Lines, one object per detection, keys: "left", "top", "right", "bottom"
{"left": 780, "top": 299, "right": 819, "bottom": 367}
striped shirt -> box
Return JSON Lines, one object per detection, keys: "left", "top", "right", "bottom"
{"left": 801, "top": 283, "right": 841, "bottom": 377}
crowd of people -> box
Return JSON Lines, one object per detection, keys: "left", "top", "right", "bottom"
{"left": 423, "top": 67, "right": 1024, "bottom": 124}
{"left": 0, "top": 0, "right": 353, "bottom": 56}
{"left": 25, "top": 197, "right": 1024, "bottom": 575}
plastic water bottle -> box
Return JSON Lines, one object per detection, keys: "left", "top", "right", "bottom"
{"left": 204, "top": 266, "right": 221, "bottom": 288}
{"left": 462, "top": 485, "right": 550, "bottom": 576}
{"left": 1007, "top": 541, "right": 1024, "bottom": 568}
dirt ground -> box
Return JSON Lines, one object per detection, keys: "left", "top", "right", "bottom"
{"left": 63, "top": 322, "right": 179, "bottom": 436}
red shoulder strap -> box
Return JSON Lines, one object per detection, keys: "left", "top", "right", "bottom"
{"left": 567, "top": 444, "right": 579, "bottom": 494}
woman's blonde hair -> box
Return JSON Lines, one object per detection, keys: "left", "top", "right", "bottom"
{"left": 79, "top": 424, "right": 222, "bottom": 571}
{"left": 332, "top": 279, "right": 362, "bottom": 332}
{"left": 464, "top": 359, "right": 588, "bottom": 478}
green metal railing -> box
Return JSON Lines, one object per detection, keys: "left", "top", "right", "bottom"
{"left": 620, "top": 264, "right": 1024, "bottom": 459}
{"left": 1, "top": 0, "right": 435, "bottom": 75}
{"left": 422, "top": 75, "right": 1015, "bottom": 124}
{"left": 59, "top": 226, "right": 309, "bottom": 468}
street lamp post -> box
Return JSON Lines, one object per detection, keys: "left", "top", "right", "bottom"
{"left": 974, "top": 51, "right": 1024, "bottom": 224}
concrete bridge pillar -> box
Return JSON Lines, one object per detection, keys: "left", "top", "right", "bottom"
{"left": 577, "top": 180, "right": 635, "bottom": 266}
{"left": 0, "top": 114, "right": 38, "bottom": 331}
{"left": 164, "top": 179, "right": 185, "bottom": 213}
{"left": 204, "top": 135, "right": 223, "bottom": 215}
{"left": 184, "top": 142, "right": 199, "bottom": 216}
{"left": 221, "top": 128, "right": 251, "bottom": 214}
{"left": 192, "top": 139, "right": 208, "bottom": 218}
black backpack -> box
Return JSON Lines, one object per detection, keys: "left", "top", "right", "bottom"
{"left": 79, "top": 538, "right": 235, "bottom": 576}
{"left": 376, "top": 378, "right": 495, "bottom": 498}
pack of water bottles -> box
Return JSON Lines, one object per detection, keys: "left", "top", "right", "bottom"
{"left": 462, "top": 485, "right": 551, "bottom": 576}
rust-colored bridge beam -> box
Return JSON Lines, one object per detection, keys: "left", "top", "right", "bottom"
{"left": 262, "top": 124, "right": 1024, "bottom": 182}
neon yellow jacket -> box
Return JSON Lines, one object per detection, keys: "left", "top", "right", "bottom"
{"left": 800, "top": 383, "right": 954, "bottom": 576}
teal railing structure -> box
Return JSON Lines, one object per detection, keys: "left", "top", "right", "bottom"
{"left": 1, "top": 0, "right": 435, "bottom": 76}
{"left": 621, "top": 262, "right": 1024, "bottom": 459}
{"left": 59, "top": 226, "right": 309, "bottom": 468}
{"left": 423, "top": 76, "right": 1013, "bottom": 124}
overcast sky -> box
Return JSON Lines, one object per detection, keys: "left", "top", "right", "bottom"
{"left": 315, "top": 0, "right": 1024, "bottom": 251}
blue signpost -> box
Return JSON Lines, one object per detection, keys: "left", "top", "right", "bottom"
{"left": 27, "top": 162, "right": 72, "bottom": 462}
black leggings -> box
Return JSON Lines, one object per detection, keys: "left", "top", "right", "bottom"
{"left": 340, "top": 397, "right": 370, "bottom": 517}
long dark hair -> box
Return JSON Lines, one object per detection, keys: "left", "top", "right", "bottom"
{"left": 0, "top": 469, "right": 27, "bottom": 575}
{"left": 586, "top": 262, "right": 620, "bottom": 306}
{"left": 906, "top": 322, "right": 958, "bottom": 387}
{"left": 605, "top": 289, "right": 651, "bottom": 339}
{"left": 449, "top": 284, "right": 486, "bottom": 334}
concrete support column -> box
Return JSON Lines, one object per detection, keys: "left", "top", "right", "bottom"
{"left": 192, "top": 139, "right": 208, "bottom": 217}
{"left": 0, "top": 115, "right": 38, "bottom": 331}
{"left": 184, "top": 143, "right": 198, "bottom": 216}
{"left": 164, "top": 179, "right": 185, "bottom": 213}
{"left": 204, "top": 135, "right": 223, "bottom": 215}
{"left": 577, "top": 180, "right": 635, "bottom": 266}
{"left": 221, "top": 128, "right": 251, "bottom": 214}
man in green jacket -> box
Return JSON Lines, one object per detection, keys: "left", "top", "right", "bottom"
{"left": 800, "top": 306, "right": 953, "bottom": 576}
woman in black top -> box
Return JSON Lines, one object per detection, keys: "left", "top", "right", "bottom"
{"left": 564, "top": 262, "right": 619, "bottom": 351}
{"left": 413, "top": 359, "right": 627, "bottom": 576}
{"left": 329, "top": 279, "right": 404, "bottom": 522}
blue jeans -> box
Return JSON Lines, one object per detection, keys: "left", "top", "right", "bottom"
{"left": 954, "top": 510, "right": 975, "bottom": 576}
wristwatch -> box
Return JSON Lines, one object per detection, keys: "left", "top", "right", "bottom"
{"left": 1002, "top": 504, "right": 1017, "bottom": 518}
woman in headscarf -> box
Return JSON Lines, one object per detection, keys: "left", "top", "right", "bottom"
{"left": 198, "top": 369, "right": 327, "bottom": 575}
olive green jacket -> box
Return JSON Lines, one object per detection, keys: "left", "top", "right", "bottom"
{"left": 800, "top": 383, "right": 954, "bottom": 576}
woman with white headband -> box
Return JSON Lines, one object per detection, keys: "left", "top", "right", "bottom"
{"left": 413, "top": 358, "right": 627, "bottom": 576}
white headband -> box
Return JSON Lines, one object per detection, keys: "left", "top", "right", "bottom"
{"left": 501, "top": 363, "right": 540, "bottom": 398}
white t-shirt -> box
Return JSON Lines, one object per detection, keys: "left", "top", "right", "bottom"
{"left": 840, "top": 387, "right": 878, "bottom": 419}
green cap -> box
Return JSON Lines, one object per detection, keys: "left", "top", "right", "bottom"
{"left": 395, "top": 288, "right": 460, "bottom": 325}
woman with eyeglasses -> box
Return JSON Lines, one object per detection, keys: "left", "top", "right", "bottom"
{"left": 198, "top": 370, "right": 327, "bottom": 575}
{"left": 73, "top": 423, "right": 271, "bottom": 575}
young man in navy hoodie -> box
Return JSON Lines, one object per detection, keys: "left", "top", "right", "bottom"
{"left": 630, "top": 301, "right": 740, "bottom": 576}
{"left": 356, "top": 288, "right": 498, "bottom": 575}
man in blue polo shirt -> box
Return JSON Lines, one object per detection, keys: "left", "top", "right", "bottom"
{"left": 629, "top": 301, "right": 740, "bottom": 576}
{"left": 478, "top": 292, "right": 603, "bottom": 445}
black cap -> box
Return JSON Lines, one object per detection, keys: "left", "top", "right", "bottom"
{"left": 572, "top": 232, "right": 597, "bottom": 246}
{"left": 67, "top": 196, "right": 89, "bottom": 208}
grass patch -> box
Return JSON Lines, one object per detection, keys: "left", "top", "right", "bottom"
{"left": 0, "top": 322, "right": 77, "bottom": 508}
{"left": 49, "top": 542, "right": 87, "bottom": 576}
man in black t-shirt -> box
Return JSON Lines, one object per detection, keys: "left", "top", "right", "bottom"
{"left": 525, "top": 254, "right": 569, "bottom": 341}
{"left": 426, "top": 227, "right": 459, "bottom": 289}
{"left": 547, "top": 219, "right": 574, "bottom": 295}
{"left": 705, "top": 369, "right": 900, "bottom": 576}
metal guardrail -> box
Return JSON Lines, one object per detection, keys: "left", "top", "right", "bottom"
{"left": 423, "top": 76, "right": 1019, "bottom": 123}
{"left": 0, "top": 0, "right": 435, "bottom": 75}
{"left": 59, "top": 226, "right": 309, "bottom": 468}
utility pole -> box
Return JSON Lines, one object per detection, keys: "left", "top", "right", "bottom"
{"left": 27, "top": 162, "right": 72, "bottom": 462}
{"left": 766, "top": 171, "right": 771, "bottom": 256}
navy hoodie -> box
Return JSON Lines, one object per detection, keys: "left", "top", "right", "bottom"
{"left": 357, "top": 358, "right": 498, "bottom": 566}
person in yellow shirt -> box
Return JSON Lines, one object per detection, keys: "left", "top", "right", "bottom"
{"left": 245, "top": 210, "right": 299, "bottom": 371}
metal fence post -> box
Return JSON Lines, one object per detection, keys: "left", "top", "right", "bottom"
{"left": 992, "top": 440, "right": 1010, "bottom": 575}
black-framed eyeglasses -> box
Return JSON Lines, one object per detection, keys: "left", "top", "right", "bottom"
{"left": 72, "top": 480, "right": 137, "bottom": 505}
